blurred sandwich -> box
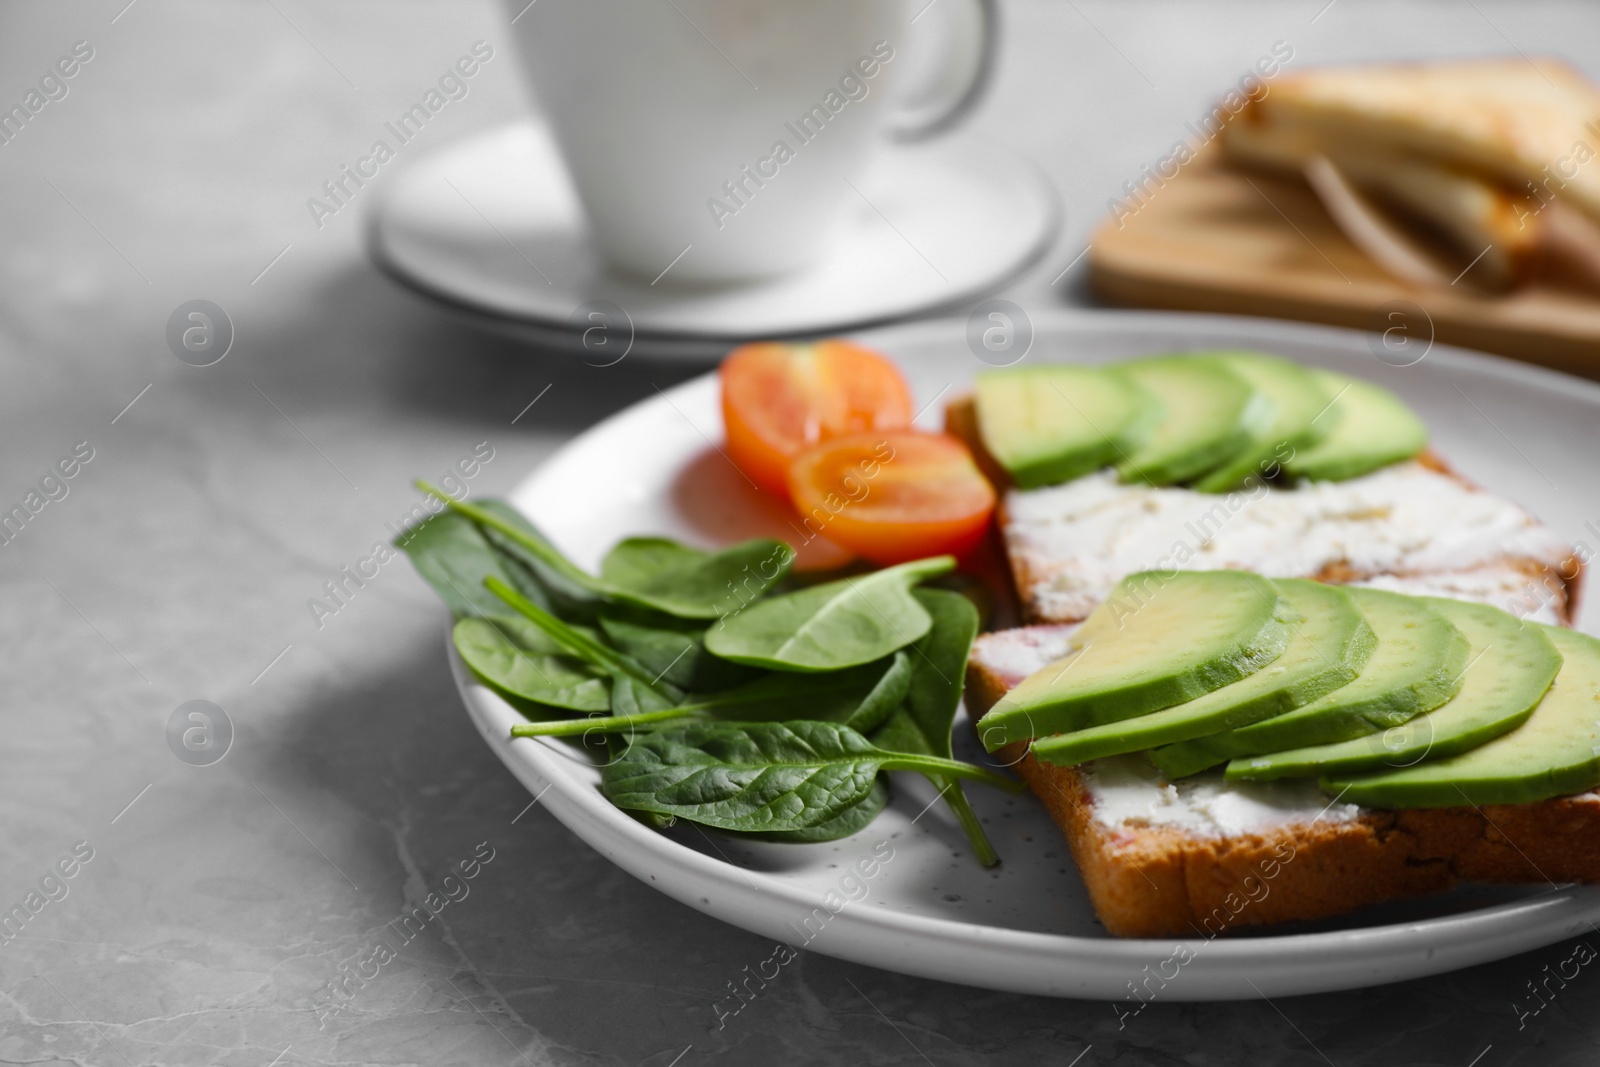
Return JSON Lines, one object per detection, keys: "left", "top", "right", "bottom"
{"left": 1223, "top": 58, "right": 1600, "bottom": 291}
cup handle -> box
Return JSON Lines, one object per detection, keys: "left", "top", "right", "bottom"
{"left": 884, "top": 0, "right": 998, "bottom": 141}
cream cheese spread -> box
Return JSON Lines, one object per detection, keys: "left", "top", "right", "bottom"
{"left": 1352, "top": 565, "right": 1567, "bottom": 626}
{"left": 1002, "top": 461, "right": 1573, "bottom": 623}
{"left": 1080, "top": 755, "right": 1360, "bottom": 837}
{"left": 966, "top": 623, "right": 1079, "bottom": 687}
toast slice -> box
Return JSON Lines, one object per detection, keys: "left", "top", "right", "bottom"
{"left": 968, "top": 625, "right": 1600, "bottom": 937}
{"left": 945, "top": 394, "right": 1583, "bottom": 628}
{"left": 1221, "top": 58, "right": 1600, "bottom": 291}
{"left": 1222, "top": 58, "right": 1600, "bottom": 228}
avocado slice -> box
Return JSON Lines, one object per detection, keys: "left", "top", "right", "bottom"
{"left": 1114, "top": 356, "right": 1277, "bottom": 487}
{"left": 974, "top": 365, "right": 1157, "bottom": 488}
{"left": 1151, "top": 588, "right": 1469, "bottom": 778}
{"left": 977, "top": 570, "right": 1294, "bottom": 749}
{"left": 1285, "top": 370, "right": 1428, "bottom": 482}
{"left": 1326, "top": 625, "right": 1599, "bottom": 807}
{"left": 1030, "top": 580, "right": 1374, "bottom": 766}
{"left": 1192, "top": 352, "right": 1335, "bottom": 492}
{"left": 1226, "top": 597, "right": 1561, "bottom": 782}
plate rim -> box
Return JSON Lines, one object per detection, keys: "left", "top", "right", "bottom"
{"left": 454, "top": 307, "right": 1600, "bottom": 999}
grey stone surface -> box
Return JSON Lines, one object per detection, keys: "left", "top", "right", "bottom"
{"left": 1, "top": 1, "right": 1597, "bottom": 1063}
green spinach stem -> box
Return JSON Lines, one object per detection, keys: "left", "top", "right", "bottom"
{"left": 512, "top": 708, "right": 702, "bottom": 738}
{"left": 484, "top": 576, "right": 678, "bottom": 703}
{"left": 932, "top": 779, "right": 1001, "bottom": 867}
{"left": 877, "top": 753, "right": 1022, "bottom": 793}
{"left": 415, "top": 481, "right": 596, "bottom": 588}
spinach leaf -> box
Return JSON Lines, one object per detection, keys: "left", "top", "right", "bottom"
{"left": 872, "top": 590, "right": 978, "bottom": 759}
{"left": 691, "top": 651, "right": 911, "bottom": 731}
{"left": 921, "top": 571, "right": 996, "bottom": 631}
{"left": 484, "top": 576, "right": 682, "bottom": 708}
{"left": 509, "top": 652, "right": 912, "bottom": 739}
{"left": 453, "top": 616, "right": 610, "bottom": 712}
{"left": 397, "top": 509, "right": 553, "bottom": 618}
{"left": 601, "top": 536, "right": 793, "bottom": 620}
{"left": 417, "top": 483, "right": 790, "bottom": 620}
{"left": 703, "top": 555, "right": 956, "bottom": 672}
{"left": 770, "top": 558, "right": 879, "bottom": 592}
{"left": 608, "top": 671, "right": 677, "bottom": 715}
{"left": 871, "top": 589, "right": 1000, "bottom": 866}
{"left": 844, "top": 650, "right": 912, "bottom": 733}
{"left": 597, "top": 610, "right": 757, "bottom": 692}
{"left": 420, "top": 481, "right": 598, "bottom": 584}
{"left": 751, "top": 778, "right": 890, "bottom": 843}
{"left": 475, "top": 500, "right": 604, "bottom": 618}
{"left": 598, "top": 720, "right": 1016, "bottom": 833}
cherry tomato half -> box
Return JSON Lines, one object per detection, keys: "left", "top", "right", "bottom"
{"left": 720, "top": 340, "right": 914, "bottom": 498}
{"left": 787, "top": 430, "right": 997, "bottom": 565}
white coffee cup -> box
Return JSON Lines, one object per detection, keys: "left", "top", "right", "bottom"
{"left": 501, "top": 0, "right": 994, "bottom": 286}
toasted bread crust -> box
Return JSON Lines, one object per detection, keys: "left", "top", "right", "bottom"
{"left": 968, "top": 640, "right": 1600, "bottom": 937}
{"left": 943, "top": 390, "right": 1011, "bottom": 491}
{"left": 1399, "top": 797, "right": 1600, "bottom": 884}
{"left": 1000, "top": 745, "right": 1452, "bottom": 937}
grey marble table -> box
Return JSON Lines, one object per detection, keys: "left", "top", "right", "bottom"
{"left": 2, "top": 1, "right": 1598, "bottom": 1064}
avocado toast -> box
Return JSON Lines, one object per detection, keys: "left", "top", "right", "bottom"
{"left": 947, "top": 353, "right": 1580, "bottom": 627}
{"left": 951, "top": 351, "right": 1596, "bottom": 936}
{"left": 965, "top": 607, "right": 1600, "bottom": 938}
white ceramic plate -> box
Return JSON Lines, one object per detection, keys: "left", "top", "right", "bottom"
{"left": 366, "top": 123, "right": 1058, "bottom": 359}
{"left": 451, "top": 310, "right": 1600, "bottom": 1000}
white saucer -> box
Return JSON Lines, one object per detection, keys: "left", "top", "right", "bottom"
{"left": 366, "top": 123, "right": 1059, "bottom": 358}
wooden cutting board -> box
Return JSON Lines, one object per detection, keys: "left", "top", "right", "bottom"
{"left": 1089, "top": 151, "right": 1600, "bottom": 377}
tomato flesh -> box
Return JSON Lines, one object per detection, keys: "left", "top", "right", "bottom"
{"left": 721, "top": 340, "right": 914, "bottom": 498}
{"left": 787, "top": 431, "right": 997, "bottom": 565}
